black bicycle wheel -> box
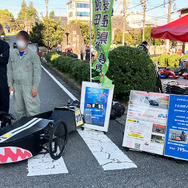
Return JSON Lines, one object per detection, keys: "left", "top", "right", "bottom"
{"left": 49, "top": 120, "right": 68, "bottom": 160}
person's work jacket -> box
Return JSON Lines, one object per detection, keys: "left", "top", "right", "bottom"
{"left": 0, "top": 39, "right": 10, "bottom": 78}
{"left": 7, "top": 47, "right": 41, "bottom": 89}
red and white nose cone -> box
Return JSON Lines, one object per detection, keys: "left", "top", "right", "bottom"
{"left": 0, "top": 147, "right": 32, "bottom": 164}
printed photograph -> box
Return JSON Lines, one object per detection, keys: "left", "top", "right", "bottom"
{"left": 152, "top": 123, "right": 166, "bottom": 134}
{"left": 151, "top": 134, "right": 165, "bottom": 144}
{"left": 168, "top": 129, "right": 188, "bottom": 144}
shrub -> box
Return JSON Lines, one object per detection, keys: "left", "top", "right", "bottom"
{"left": 46, "top": 52, "right": 55, "bottom": 63}
{"left": 51, "top": 54, "right": 61, "bottom": 63}
{"left": 151, "top": 56, "right": 160, "bottom": 66}
{"left": 107, "top": 46, "right": 156, "bottom": 101}
{"left": 168, "top": 54, "right": 181, "bottom": 67}
{"left": 181, "top": 54, "right": 188, "bottom": 60}
{"left": 52, "top": 55, "right": 90, "bottom": 84}
{"left": 158, "top": 54, "right": 169, "bottom": 67}
{"left": 46, "top": 46, "right": 157, "bottom": 102}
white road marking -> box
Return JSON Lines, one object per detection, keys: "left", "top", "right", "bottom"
{"left": 30, "top": 66, "right": 137, "bottom": 173}
{"left": 78, "top": 128, "right": 137, "bottom": 170}
{"left": 42, "top": 66, "right": 77, "bottom": 101}
{"left": 27, "top": 153, "right": 68, "bottom": 176}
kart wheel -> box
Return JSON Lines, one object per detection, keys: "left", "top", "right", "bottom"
{"left": 0, "top": 112, "right": 15, "bottom": 128}
{"left": 49, "top": 120, "right": 68, "bottom": 160}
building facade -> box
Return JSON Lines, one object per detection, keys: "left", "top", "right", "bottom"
{"left": 179, "top": 8, "right": 188, "bottom": 17}
{"left": 67, "top": 0, "right": 92, "bottom": 23}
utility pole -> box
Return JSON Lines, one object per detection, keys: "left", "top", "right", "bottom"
{"left": 141, "top": 0, "right": 146, "bottom": 42}
{"left": 122, "top": 0, "right": 126, "bottom": 46}
{"left": 58, "top": 7, "right": 61, "bottom": 21}
{"left": 166, "top": 0, "right": 172, "bottom": 52}
{"left": 45, "top": 0, "right": 49, "bottom": 52}
{"left": 168, "top": 0, "right": 172, "bottom": 23}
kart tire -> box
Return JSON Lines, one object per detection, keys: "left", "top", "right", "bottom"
{"left": 49, "top": 120, "right": 68, "bottom": 160}
{"left": 0, "top": 112, "right": 15, "bottom": 128}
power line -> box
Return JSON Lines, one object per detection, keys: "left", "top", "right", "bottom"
{"left": 146, "top": 2, "right": 169, "bottom": 12}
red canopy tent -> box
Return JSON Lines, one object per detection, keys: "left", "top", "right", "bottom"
{"left": 151, "top": 15, "right": 188, "bottom": 42}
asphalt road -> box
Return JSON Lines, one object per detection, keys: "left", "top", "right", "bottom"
{"left": 1, "top": 64, "right": 188, "bottom": 188}
{"left": 2, "top": 36, "right": 188, "bottom": 188}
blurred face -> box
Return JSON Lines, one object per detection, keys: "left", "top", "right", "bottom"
{"left": 16, "top": 35, "right": 28, "bottom": 50}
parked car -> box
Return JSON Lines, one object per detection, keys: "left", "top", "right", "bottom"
{"left": 149, "top": 100, "right": 159, "bottom": 106}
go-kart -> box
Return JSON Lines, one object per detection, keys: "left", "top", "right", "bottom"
{"left": 174, "top": 67, "right": 187, "bottom": 76}
{"left": 155, "top": 127, "right": 164, "bottom": 133}
{"left": 158, "top": 68, "right": 180, "bottom": 79}
{"left": 171, "top": 132, "right": 187, "bottom": 142}
{"left": 182, "top": 72, "right": 188, "bottom": 79}
{"left": 0, "top": 101, "right": 84, "bottom": 164}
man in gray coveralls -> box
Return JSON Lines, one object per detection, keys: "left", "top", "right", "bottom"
{"left": 8, "top": 31, "right": 41, "bottom": 119}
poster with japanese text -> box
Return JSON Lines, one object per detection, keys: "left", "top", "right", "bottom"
{"left": 123, "top": 90, "right": 169, "bottom": 155}
{"left": 80, "top": 81, "right": 114, "bottom": 132}
{"left": 164, "top": 95, "right": 188, "bottom": 161}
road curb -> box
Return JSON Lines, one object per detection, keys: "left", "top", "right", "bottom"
{"left": 42, "top": 62, "right": 82, "bottom": 93}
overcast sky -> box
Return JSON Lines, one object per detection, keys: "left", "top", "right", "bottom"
{"left": 1, "top": 0, "right": 187, "bottom": 24}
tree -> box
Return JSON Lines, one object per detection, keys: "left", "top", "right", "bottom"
{"left": 30, "top": 17, "right": 64, "bottom": 49}
{"left": 69, "top": 20, "right": 95, "bottom": 45}
{"left": 137, "top": 27, "right": 165, "bottom": 46}
{"left": 115, "top": 28, "right": 122, "bottom": 44}
{"left": 124, "top": 28, "right": 140, "bottom": 46}
{"left": 0, "top": 9, "right": 14, "bottom": 26}
{"left": 114, "top": 28, "right": 139, "bottom": 46}
{"left": 27, "top": 1, "right": 38, "bottom": 20}
{"left": 49, "top": 11, "right": 55, "bottom": 19}
{"left": 17, "top": 0, "right": 28, "bottom": 20}
{"left": 30, "top": 22, "right": 44, "bottom": 46}
{"left": 16, "top": 0, "right": 38, "bottom": 31}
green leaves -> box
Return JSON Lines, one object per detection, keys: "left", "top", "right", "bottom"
{"left": 49, "top": 11, "right": 55, "bottom": 19}
{"left": 153, "top": 54, "right": 186, "bottom": 68}
{"left": 46, "top": 46, "right": 156, "bottom": 102}
{"left": 16, "top": 0, "right": 38, "bottom": 31}
{"left": 107, "top": 46, "right": 156, "bottom": 101}
{"left": 30, "top": 18, "right": 64, "bottom": 49}
{"left": 46, "top": 53, "right": 90, "bottom": 83}
{"left": 0, "top": 9, "right": 14, "bottom": 28}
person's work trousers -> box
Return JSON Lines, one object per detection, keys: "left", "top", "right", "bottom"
{"left": 81, "top": 53, "right": 85, "bottom": 60}
{"left": 0, "top": 76, "right": 9, "bottom": 113}
{"left": 13, "top": 83, "right": 40, "bottom": 119}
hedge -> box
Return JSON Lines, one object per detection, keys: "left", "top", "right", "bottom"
{"left": 47, "top": 53, "right": 90, "bottom": 83}
{"left": 151, "top": 54, "right": 188, "bottom": 67}
{"left": 46, "top": 46, "right": 156, "bottom": 101}
{"left": 107, "top": 46, "right": 156, "bottom": 100}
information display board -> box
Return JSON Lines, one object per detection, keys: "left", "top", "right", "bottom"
{"left": 123, "top": 90, "right": 169, "bottom": 155}
{"left": 164, "top": 95, "right": 188, "bottom": 161}
{"left": 80, "top": 81, "right": 114, "bottom": 132}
